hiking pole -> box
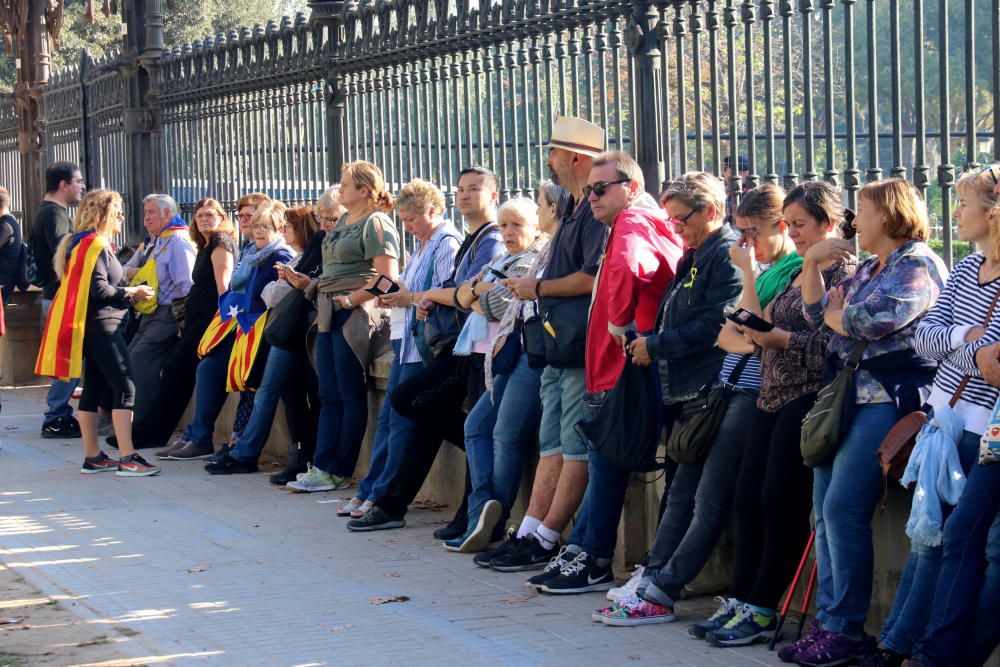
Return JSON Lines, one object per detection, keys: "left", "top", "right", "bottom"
{"left": 796, "top": 560, "right": 819, "bottom": 640}
{"left": 769, "top": 530, "right": 816, "bottom": 651}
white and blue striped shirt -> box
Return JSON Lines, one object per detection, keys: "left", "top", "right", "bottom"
{"left": 915, "top": 253, "right": 1000, "bottom": 434}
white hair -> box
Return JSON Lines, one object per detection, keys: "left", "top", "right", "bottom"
{"left": 143, "top": 193, "right": 180, "bottom": 217}
{"left": 497, "top": 197, "right": 539, "bottom": 227}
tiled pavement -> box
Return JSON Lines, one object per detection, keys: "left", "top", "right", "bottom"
{"left": 0, "top": 386, "right": 786, "bottom": 666}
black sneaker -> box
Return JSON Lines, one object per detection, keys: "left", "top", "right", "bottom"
{"left": 539, "top": 551, "right": 614, "bottom": 594}
{"left": 858, "top": 647, "right": 905, "bottom": 667}
{"left": 525, "top": 546, "right": 577, "bottom": 589}
{"left": 473, "top": 527, "right": 518, "bottom": 568}
{"left": 489, "top": 533, "right": 559, "bottom": 572}
{"left": 346, "top": 506, "right": 406, "bottom": 532}
{"left": 433, "top": 518, "right": 467, "bottom": 541}
{"left": 204, "top": 454, "right": 259, "bottom": 475}
{"left": 205, "top": 444, "right": 233, "bottom": 464}
{"left": 41, "top": 416, "right": 81, "bottom": 439}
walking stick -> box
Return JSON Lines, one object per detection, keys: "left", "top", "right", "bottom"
{"left": 768, "top": 530, "right": 816, "bottom": 651}
{"left": 796, "top": 560, "right": 819, "bottom": 640}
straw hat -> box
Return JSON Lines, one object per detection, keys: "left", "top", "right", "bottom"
{"left": 542, "top": 116, "right": 606, "bottom": 158}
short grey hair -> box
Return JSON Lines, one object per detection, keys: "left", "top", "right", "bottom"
{"left": 143, "top": 193, "right": 179, "bottom": 217}
{"left": 497, "top": 197, "right": 539, "bottom": 227}
{"left": 661, "top": 172, "right": 727, "bottom": 222}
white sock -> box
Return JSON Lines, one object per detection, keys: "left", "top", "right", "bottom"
{"left": 534, "top": 524, "right": 561, "bottom": 550}
{"left": 517, "top": 516, "right": 541, "bottom": 539}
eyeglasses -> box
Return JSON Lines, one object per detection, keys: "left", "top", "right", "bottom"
{"left": 236, "top": 213, "right": 254, "bottom": 221}
{"left": 251, "top": 223, "right": 274, "bottom": 232}
{"left": 583, "top": 179, "right": 630, "bottom": 199}
{"left": 670, "top": 207, "right": 700, "bottom": 226}
{"left": 976, "top": 163, "right": 999, "bottom": 186}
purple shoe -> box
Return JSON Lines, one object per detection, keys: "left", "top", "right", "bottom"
{"left": 778, "top": 621, "right": 824, "bottom": 663}
{"left": 795, "top": 631, "right": 875, "bottom": 667}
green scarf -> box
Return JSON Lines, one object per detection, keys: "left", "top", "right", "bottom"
{"left": 755, "top": 251, "right": 803, "bottom": 308}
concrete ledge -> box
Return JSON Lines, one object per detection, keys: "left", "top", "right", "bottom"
{"left": 2, "top": 290, "right": 43, "bottom": 386}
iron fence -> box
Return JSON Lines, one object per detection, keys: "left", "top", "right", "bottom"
{"left": 1, "top": 0, "right": 998, "bottom": 265}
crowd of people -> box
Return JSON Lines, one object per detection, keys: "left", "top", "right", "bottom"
{"left": 23, "top": 115, "right": 1000, "bottom": 666}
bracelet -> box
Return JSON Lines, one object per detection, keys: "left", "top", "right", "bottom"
{"left": 535, "top": 279, "right": 544, "bottom": 299}
{"left": 409, "top": 290, "right": 415, "bottom": 306}
{"left": 344, "top": 294, "right": 354, "bottom": 308}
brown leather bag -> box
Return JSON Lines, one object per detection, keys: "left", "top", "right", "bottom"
{"left": 877, "top": 289, "right": 1000, "bottom": 482}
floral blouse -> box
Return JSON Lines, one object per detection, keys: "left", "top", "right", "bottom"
{"left": 758, "top": 260, "right": 857, "bottom": 413}
{"left": 803, "top": 240, "right": 948, "bottom": 404}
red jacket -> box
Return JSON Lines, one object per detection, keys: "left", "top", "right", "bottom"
{"left": 586, "top": 204, "right": 683, "bottom": 393}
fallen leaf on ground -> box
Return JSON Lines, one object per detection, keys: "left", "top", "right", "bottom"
{"left": 386, "top": 572, "right": 400, "bottom": 577}
{"left": 499, "top": 595, "right": 533, "bottom": 604}
{"left": 2, "top": 624, "right": 31, "bottom": 631}
{"left": 186, "top": 564, "right": 211, "bottom": 573}
{"left": 369, "top": 595, "right": 410, "bottom": 605}
{"left": 411, "top": 499, "right": 447, "bottom": 510}
{"left": 0, "top": 617, "right": 22, "bottom": 624}
{"left": 332, "top": 624, "right": 354, "bottom": 632}
{"left": 3, "top": 425, "right": 16, "bottom": 430}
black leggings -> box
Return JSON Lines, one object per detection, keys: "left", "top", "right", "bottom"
{"left": 730, "top": 393, "right": 817, "bottom": 610}
{"left": 79, "top": 328, "right": 135, "bottom": 412}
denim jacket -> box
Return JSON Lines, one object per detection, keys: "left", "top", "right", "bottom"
{"left": 646, "top": 225, "right": 743, "bottom": 403}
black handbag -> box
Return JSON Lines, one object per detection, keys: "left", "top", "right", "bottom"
{"left": 665, "top": 354, "right": 750, "bottom": 464}
{"left": 541, "top": 296, "right": 590, "bottom": 369}
{"left": 581, "top": 347, "right": 665, "bottom": 472}
{"left": 263, "top": 288, "right": 310, "bottom": 350}
{"left": 521, "top": 301, "right": 547, "bottom": 369}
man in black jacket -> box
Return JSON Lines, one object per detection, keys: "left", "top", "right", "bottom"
{"left": 32, "top": 161, "right": 85, "bottom": 438}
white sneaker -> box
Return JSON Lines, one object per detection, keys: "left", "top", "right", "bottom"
{"left": 286, "top": 464, "right": 349, "bottom": 493}
{"left": 607, "top": 565, "right": 646, "bottom": 602}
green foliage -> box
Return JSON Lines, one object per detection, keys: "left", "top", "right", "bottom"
{"left": 0, "top": 0, "right": 308, "bottom": 92}
{"left": 928, "top": 237, "right": 975, "bottom": 266}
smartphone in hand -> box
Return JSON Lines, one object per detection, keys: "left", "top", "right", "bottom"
{"left": 726, "top": 308, "right": 774, "bottom": 332}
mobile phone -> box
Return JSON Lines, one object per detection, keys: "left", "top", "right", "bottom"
{"left": 726, "top": 307, "right": 774, "bottom": 332}
{"left": 365, "top": 274, "right": 401, "bottom": 296}
{"left": 840, "top": 208, "right": 857, "bottom": 240}
{"left": 489, "top": 266, "right": 509, "bottom": 280}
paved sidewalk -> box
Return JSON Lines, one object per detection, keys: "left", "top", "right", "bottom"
{"left": 0, "top": 386, "right": 787, "bottom": 666}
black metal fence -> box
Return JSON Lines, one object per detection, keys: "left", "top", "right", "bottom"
{"left": 2, "top": 0, "right": 998, "bottom": 265}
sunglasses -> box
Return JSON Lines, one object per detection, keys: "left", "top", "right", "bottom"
{"left": 976, "top": 163, "right": 999, "bottom": 186}
{"left": 583, "top": 179, "right": 630, "bottom": 199}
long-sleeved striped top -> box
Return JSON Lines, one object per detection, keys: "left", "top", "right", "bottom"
{"left": 915, "top": 253, "right": 1000, "bottom": 435}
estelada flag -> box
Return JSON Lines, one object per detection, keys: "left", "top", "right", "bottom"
{"left": 35, "top": 232, "right": 108, "bottom": 380}
{"left": 196, "top": 310, "right": 237, "bottom": 357}
{"left": 226, "top": 309, "right": 269, "bottom": 392}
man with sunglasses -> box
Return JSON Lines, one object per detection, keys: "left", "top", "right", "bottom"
{"left": 532, "top": 150, "right": 684, "bottom": 594}
{"left": 481, "top": 116, "right": 610, "bottom": 574}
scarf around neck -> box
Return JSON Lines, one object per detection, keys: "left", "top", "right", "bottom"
{"left": 756, "top": 250, "right": 803, "bottom": 308}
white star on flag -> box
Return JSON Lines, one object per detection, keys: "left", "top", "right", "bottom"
{"left": 227, "top": 305, "right": 241, "bottom": 319}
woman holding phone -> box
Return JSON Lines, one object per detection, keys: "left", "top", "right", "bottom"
{"left": 696, "top": 181, "right": 856, "bottom": 648}
{"left": 286, "top": 161, "right": 400, "bottom": 493}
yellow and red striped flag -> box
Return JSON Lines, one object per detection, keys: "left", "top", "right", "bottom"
{"left": 197, "top": 310, "right": 237, "bottom": 358}
{"left": 226, "top": 310, "right": 268, "bottom": 392}
{"left": 35, "top": 232, "right": 108, "bottom": 381}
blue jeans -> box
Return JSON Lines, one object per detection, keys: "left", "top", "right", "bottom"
{"left": 566, "top": 394, "right": 624, "bottom": 561}
{"left": 880, "top": 429, "right": 981, "bottom": 655}
{"left": 357, "top": 341, "right": 421, "bottom": 502}
{"left": 643, "top": 391, "right": 758, "bottom": 606}
{"left": 912, "top": 459, "right": 1000, "bottom": 666}
{"left": 313, "top": 310, "right": 368, "bottom": 477}
{"left": 182, "top": 336, "right": 235, "bottom": 446}
{"left": 230, "top": 347, "right": 293, "bottom": 462}
{"left": 813, "top": 403, "right": 898, "bottom": 637}
{"left": 41, "top": 298, "right": 79, "bottom": 422}
{"left": 465, "top": 353, "right": 543, "bottom": 519}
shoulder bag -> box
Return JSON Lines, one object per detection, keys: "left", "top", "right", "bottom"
{"left": 666, "top": 354, "right": 751, "bottom": 464}
{"left": 263, "top": 287, "right": 310, "bottom": 350}
{"left": 801, "top": 340, "right": 869, "bottom": 468}
{"left": 877, "top": 288, "right": 1000, "bottom": 481}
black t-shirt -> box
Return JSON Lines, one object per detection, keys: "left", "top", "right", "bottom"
{"left": 538, "top": 198, "right": 608, "bottom": 313}
{"left": 185, "top": 233, "right": 237, "bottom": 325}
{"left": 0, "top": 213, "right": 21, "bottom": 285}
{"left": 31, "top": 201, "right": 71, "bottom": 299}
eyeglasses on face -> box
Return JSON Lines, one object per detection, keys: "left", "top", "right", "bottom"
{"left": 251, "top": 223, "right": 274, "bottom": 232}
{"left": 583, "top": 179, "right": 630, "bottom": 199}
{"left": 237, "top": 213, "right": 254, "bottom": 221}
{"left": 670, "top": 207, "right": 700, "bottom": 226}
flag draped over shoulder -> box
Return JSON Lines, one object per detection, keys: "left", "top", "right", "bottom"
{"left": 35, "top": 232, "right": 108, "bottom": 381}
